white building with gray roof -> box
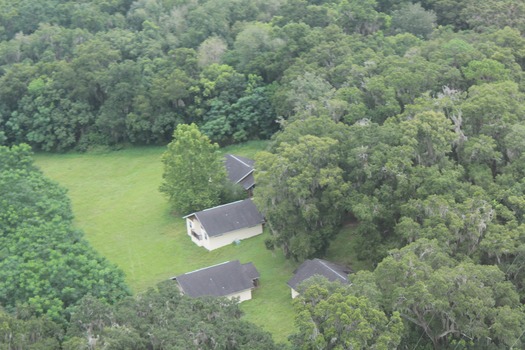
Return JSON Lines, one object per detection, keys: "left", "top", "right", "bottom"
{"left": 183, "top": 198, "right": 264, "bottom": 251}
{"left": 224, "top": 154, "right": 255, "bottom": 193}
{"left": 287, "top": 258, "right": 351, "bottom": 298}
{"left": 172, "top": 260, "right": 259, "bottom": 302}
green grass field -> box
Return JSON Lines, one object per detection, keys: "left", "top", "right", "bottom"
{"left": 34, "top": 141, "right": 366, "bottom": 343}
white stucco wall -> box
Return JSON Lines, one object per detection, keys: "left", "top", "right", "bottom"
{"left": 225, "top": 288, "right": 253, "bottom": 302}
{"left": 186, "top": 217, "right": 207, "bottom": 247}
{"left": 203, "top": 224, "right": 263, "bottom": 251}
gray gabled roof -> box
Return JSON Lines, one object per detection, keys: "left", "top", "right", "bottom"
{"left": 225, "top": 154, "right": 255, "bottom": 190}
{"left": 238, "top": 172, "right": 255, "bottom": 191}
{"left": 287, "top": 258, "right": 351, "bottom": 290}
{"left": 173, "top": 260, "right": 259, "bottom": 297}
{"left": 185, "top": 199, "right": 264, "bottom": 237}
{"left": 242, "top": 262, "right": 259, "bottom": 281}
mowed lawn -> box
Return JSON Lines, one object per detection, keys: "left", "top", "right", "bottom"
{"left": 34, "top": 141, "right": 365, "bottom": 343}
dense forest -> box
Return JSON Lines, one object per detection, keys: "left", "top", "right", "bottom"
{"left": 2, "top": 0, "right": 525, "bottom": 348}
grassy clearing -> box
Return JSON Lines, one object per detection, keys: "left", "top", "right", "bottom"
{"left": 327, "top": 223, "right": 374, "bottom": 272}
{"left": 34, "top": 141, "right": 364, "bottom": 343}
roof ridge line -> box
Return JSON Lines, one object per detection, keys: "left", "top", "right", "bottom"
{"left": 184, "top": 261, "right": 232, "bottom": 275}
{"left": 229, "top": 154, "right": 252, "bottom": 168}
{"left": 200, "top": 199, "right": 247, "bottom": 212}
{"left": 183, "top": 199, "right": 249, "bottom": 218}
{"left": 316, "top": 259, "right": 347, "bottom": 280}
{"left": 235, "top": 169, "right": 255, "bottom": 184}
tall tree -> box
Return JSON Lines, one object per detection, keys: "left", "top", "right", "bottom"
{"left": 372, "top": 240, "right": 525, "bottom": 349}
{"left": 390, "top": 2, "right": 437, "bottom": 39}
{"left": 64, "top": 281, "right": 280, "bottom": 350}
{"left": 159, "top": 123, "right": 226, "bottom": 214}
{"left": 0, "top": 308, "right": 62, "bottom": 350}
{"left": 255, "top": 121, "right": 349, "bottom": 260}
{"left": 290, "top": 276, "right": 404, "bottom": 350}
{"left": 1, "top": 282, "right": 280, "bottom": 349}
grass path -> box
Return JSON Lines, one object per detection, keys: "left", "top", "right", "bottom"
{"left": 34, "top": 141, "right": 366, "bottom": 343}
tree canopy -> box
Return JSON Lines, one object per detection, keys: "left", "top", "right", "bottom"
{"left": 159, "top": 123, "right": 226, "bottom": 214}
{"left": 290, "top": 276, "right": 404, "bottom": 350}
{"left": 1, "top": 282, "right": 280, "bottom": 350}
{"left": 255, "top": 117, "right": 350, "bottom": 260}
{"left": 0, "top": 144, "right": 130, "bottom": 322}
{"left": 64, "top": 281, "right": 280, "bottom": 350}
{"left": 2, "top": 0, "right": 525, "bottom": 348}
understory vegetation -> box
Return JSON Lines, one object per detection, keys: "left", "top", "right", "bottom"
{"left": 2, "top": 0, "right": 525, "bottom": 348}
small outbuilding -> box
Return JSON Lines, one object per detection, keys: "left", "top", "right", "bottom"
{"left": 287, "top": 258, "right": 351, "bottom": 298}
{"left": 183, "top": 198, "right": 264, "bottom": 251}
{"left": 224, "top": 154, "right": 255, "bottom": 194}
{"left": 172, "top": 260, "right": 260, "bottom": 302}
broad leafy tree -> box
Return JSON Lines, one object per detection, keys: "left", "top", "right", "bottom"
{"left": 0, "top": 308, "right": 62, "bottom": 350}
{"left": 65, "top": 281, "right": 280, "bottom": 350}
{"left": 390, "top": 2, "right": 437, "bottom": 39}
{"left": 159, "top": 123, "right": 226, "bottom": 214}
{"left": 372, "top": 240, "right": 525, "bottom": 349}
{"left": 290, "top": 277, "right": 404, "bottom": 350}
{"left": 255, "top": 120, "right": 349, "bottom": 260}
{"left": 1, "top": 282, "right": 280, "bottom": 350}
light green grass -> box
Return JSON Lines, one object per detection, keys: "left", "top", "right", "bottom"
{"left": 34, "top": 141, "right": 364, "bottom": 344}
{"left": 219, "top": 140, "right": 269, "bottom": 159}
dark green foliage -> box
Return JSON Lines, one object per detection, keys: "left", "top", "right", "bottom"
{"left": 2, "top": 0, "right": 525, "bottom": 347}
{"left": 201, "top": 84, "right": 278, "bottom": 145}
{"left": 254, "top": 117, "right": 350, "bottom": 260}
{"left": 290, "top": 277, "right": 404, "bottom": 349}
{"left": 390, "top": 2, "right": 437, "bottom": 39}
{"left": 220, "top": 180, "right": 248, "bottom": 204}
{"left": 0, "top": 144, "right": 130, "bottom": 321}
{"left": 8, "top": 75, "right": 95, "bottom": 151}
{"left": 0, "top": 144, "right": 72, "bottom": 234}
{"left": 0, "top": 308, "right": 63, "bottom": 350}
{"left": 0, "top": 0, "right": 130, "bottom": 40}
{"left": 64, "top": 282, "right": 279, "bottom": 349}
{"left": 371, "top": 240, "right": 525, "bottom": 348}
{"left": 0, "top": 0, "right": 284, "bottom": 151}
{"left": 462, "top": 0, "right": 525, "bottom": 33}
{"left": 1, "top": 282, "right": 280, "bottom": 349}
{"left": 1, "top": 0, "right": 523, "bottom": 152}
{"left": 0, "top": 0, "right": 62, "bottom": 40}
{"left": 419, "top": 0, "right": 469, "bottom": 28}
{"left": 0, "top": 222, "right": 130, "bottom": 320}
